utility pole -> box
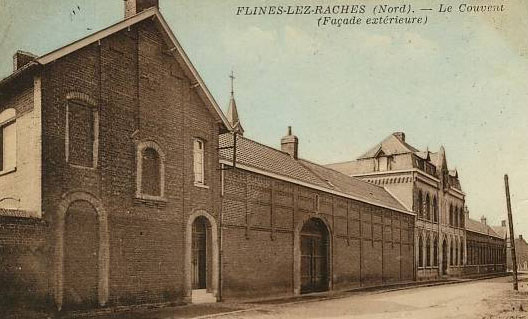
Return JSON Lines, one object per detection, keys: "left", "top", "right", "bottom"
{"left": 505, "top": 174, "right": 518, "bottom": 290}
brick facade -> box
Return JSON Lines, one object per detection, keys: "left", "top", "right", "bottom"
{"left": 220, "top": 167, "right": 415, "bottom": 299}
{"left": 38, "top": 19, "right": 223, "bottom": 310}
{"left": 465, "top": 230, "right": 506, "bottom": 275}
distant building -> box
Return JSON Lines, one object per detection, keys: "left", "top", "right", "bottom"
{"left": 512, "top": 235, "right": 528, "bottom": 271}
{"left": 327, "top": 132, "right": 506, "bottom": 279}
{"left": 327, "top": 132, "right": 466, "bottom": 280}
{"left": 492, "top": 220, "right": 528, "bottom": 272}
{"left": 465, "top": 214, "right": 506, "bottom": 275}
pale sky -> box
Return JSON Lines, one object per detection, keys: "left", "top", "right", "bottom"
{"left": 1, "top": 1, "right": 527, "bottom": 236}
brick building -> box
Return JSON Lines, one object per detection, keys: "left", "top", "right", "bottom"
{"left": 464, "top": 215, "right": 507, "bottom": 275}
{"left": 0, "top": 0, "right": 415, "bottom": 312}
{"left": 327, "top": 132, "right": 505, "bottom": 280}
{"left": 0, "top": 0, "right": 504, "bottom": 314}
{"left": 219, "top": 126, "right": 415, "bottom": 299}
{"left": 0, "top": 0, "right": 231, "bottom": 312}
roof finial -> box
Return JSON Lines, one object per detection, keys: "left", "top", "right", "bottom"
{"left": 229, "top": 70, "right": 235, "bottom": 97}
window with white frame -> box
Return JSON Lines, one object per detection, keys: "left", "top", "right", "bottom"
{"left": 0, "top": 108, "right": 16, "bottom": 173}
{"left": 193, "top": 139, "right": 205, "bottom": 185}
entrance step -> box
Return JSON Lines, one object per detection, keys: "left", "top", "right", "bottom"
{"left": 192, "top": 289, "right": 216, "bottom": 304}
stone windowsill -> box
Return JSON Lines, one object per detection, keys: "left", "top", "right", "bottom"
{"left": 194, "top": 183, "right": 209, "bottom": 189}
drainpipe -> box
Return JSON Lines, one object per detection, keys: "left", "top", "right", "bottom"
{"left": 218, "top": 163, "right": 224, "bottom": 301}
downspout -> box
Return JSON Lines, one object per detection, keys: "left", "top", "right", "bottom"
{"left": 218, "top": 162, "right": 225, "bottom": 301}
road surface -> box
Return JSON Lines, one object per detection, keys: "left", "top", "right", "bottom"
{"left": 221, "top": 276, "right": 524, "bottom": 319}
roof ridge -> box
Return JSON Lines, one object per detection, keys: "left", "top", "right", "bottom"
{"left": 325, "top": 159, "right": 357, "bottom": 166}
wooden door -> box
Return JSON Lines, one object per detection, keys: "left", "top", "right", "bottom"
{"left": 300, "top": 219, "right": 328, "bottom": 293}
{"left": 192, "top": 218, "right": 207, "bottom": 289}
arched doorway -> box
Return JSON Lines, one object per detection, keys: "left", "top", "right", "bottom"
{"left": 185, "top": 211, "right": 219, "bottom": 304}
{"left": 300, "top": 218, "right": 330, "bottom": 293}
{"left": 192, "top": 216, "right": 209, "bottom": 290}
{"left": 442, "top": 238, "right": 448, "bottom": 275}
{"left": 63, "top": 200, "right": 99, "bottom": 309}
{"left": 55, "top": 191, "right": 109, "bottom": 311}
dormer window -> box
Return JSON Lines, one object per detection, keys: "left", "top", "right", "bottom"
{"left": 378, "top": 156, "right": 388, "bottom": 171}
{"left": 0, "top": 108, "right": 16, "bottom": 174}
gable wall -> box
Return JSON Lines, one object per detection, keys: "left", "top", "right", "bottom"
{"left": 40, "top": 19, "right": 221, "bottom": 308}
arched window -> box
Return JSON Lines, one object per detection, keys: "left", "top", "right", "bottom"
{"left": 449, "top": 204, "right": 453, "bottom": 226}
{"left": 459, "top": 207, "right": 465, "bottom": 228}
{"left": 454, "top": 238, "right": 458, "bottom": 265}
{"left": 136, "top": 141, "right": 165, "bottom": 200}
{"left": 417, "top": 190, "right": 423, "bottom": 219}
{"left": 461, "top": 239, "right": 465, "bottom": 265}
{"left": 0, "top": 108, "right": 16, "bottom": 173}
{"left": 426, "top": 234, "right": 431, "bottom": 267}
{"left": 450, "top": 238, "right": 454, "bottom": 265}
{"left": 433, "top": 196, "right": 438, "bottom": 223}
{"left": 433, "top": 236, "right": 439, "bottom": 266}
{"left": 66, "top": 96, "right": 98, "bottom": 168}
{"left": 418, "top": 235, "right": 424, "bottom": 268}
{"left": 425, "top": 194, "right": 431, "bottom": 220}
{"left": 142, "top": 148, "right": 161, "bottom": 196}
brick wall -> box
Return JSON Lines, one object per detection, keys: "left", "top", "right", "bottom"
{"left": 0, "top": 216, "right": 49, "bottom": 311}
{"left": 40, "top": 19, "right": 222, "bottom": 309}
{"left": 465, "top": 230, "right": 506, "bottom": 276}
{"left": 221, "top": 168, "right": 415, "bottom": 299}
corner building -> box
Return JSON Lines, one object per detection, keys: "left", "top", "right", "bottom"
{"left": 327, "top": 132, "right": 467, "bottom": 280}
{"left": 0, "top": 0, "right": 230, "bottom": 311}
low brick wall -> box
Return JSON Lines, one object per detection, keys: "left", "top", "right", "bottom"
{"left": 0, "top": 216, "right": 50, "bottom": 312}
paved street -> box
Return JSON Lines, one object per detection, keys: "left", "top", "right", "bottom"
{"left": 218, "top": 276, "right": 527, "bottom": 319}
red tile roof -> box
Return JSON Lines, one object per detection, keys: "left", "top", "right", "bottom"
{"left": 465, "top": 215, "right": 503, "bottom": 239}
{"left": 220, "top": 134, "right": 409, "bottom": 213}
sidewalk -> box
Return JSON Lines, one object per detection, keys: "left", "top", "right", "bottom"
{"left": 87, "top": 273, "right": 511, "bottom": 319}
{"left": 3, "top": 273, "right": 510, "bottom": 319}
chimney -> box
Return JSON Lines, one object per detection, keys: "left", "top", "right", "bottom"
{"left": 501, "top": 220, "right": 506, "bottom": 227}
{"left": 480, "top": 216, "right": 487, "bottom": 225}
{"left": 124, "top": 0, "right": 159, "bottom": 18}
{"left": 281, "top": 126, "right": 298, "bottom": 159}
{"left": 13, "top": 50, "right": 37, "bottom": 72}
{"left": 393, "top": 132, "right": 405, "bottom": 142}
{"left": 520, "top": 235, "right": 523, "bottom": 241}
